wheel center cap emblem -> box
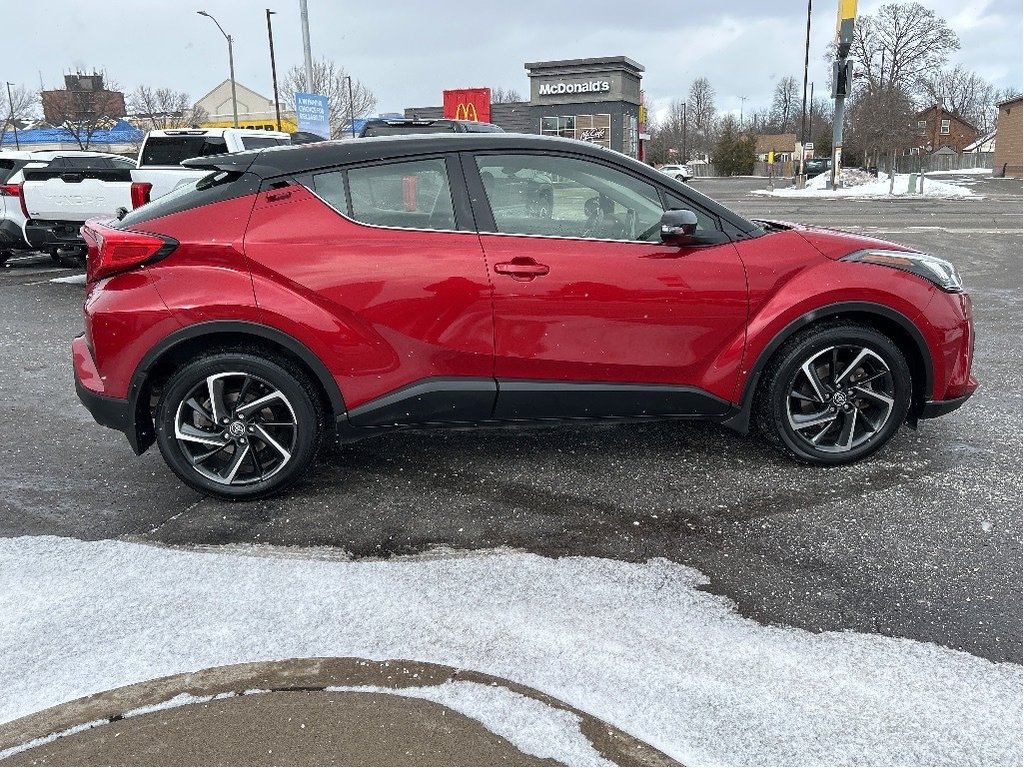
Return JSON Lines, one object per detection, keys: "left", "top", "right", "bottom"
{"left": 831, "top": 391, "right": 848, "bottom": 407}
{"left": 228, "top": 421, "right": 246, "bottom": 438}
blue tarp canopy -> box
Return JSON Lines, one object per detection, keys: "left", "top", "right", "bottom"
{"left": 2, "top": 119, "right": 144, "bottom": 146}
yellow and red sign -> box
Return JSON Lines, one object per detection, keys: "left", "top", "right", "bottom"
{"left": 443, "top": 88, "right": 491, "bottom": 123}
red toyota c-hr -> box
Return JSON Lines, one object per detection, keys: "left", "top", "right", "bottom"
{"left": 75, "top": 134, "right": 976, "bottom": 500}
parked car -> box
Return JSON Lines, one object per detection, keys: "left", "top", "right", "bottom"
{"left": 802, "top": 157, "right": 833, "bottom": 178}
{"left": 358, "top": 118, "right": 503, "bottom": 137}
{"left": 76, "top": 134, "right": 976, "bottom": 500}
{"left": 656, "top": 163, "right": 693, "bottom": 181}
{"left": 2, "top": 150, "right": 136, "bottom": 267}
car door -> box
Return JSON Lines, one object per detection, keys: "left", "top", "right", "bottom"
{"left": 243, "top": 154, "right": 497, "bottom": 425}
{"left": 466, "top": 151, "right": 748, "bottom": 420}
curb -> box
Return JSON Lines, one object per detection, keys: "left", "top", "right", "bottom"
{"left": 0, "top": 657, "right": 679, "bottom": 766}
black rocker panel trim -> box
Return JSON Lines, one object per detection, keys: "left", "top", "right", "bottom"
{"left": 493, "top": 380, "right": 730, "bottom": 421}
{"left": 346, "top": 378, "right": 497, "bottom": 426}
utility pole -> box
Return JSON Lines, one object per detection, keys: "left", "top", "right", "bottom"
{"left": 798, "top": 0, "right": 812, "bottom": 184}
{"left": 739, "top": 96, "right": 748, "bottom": 126}
{"left": 682, "top": 101, "right": 687, "bottom": 162}
{"left": 5, "top": 82, "right": 20, "bottom": 149}
{"left": 299, "top": 0, "right": 315, "bottom": 91}
{"left": 266, "top": 9, "right": 283, "bottom": 132}
{"left": 829, "top": 0, "right": 857, "bottom": 190}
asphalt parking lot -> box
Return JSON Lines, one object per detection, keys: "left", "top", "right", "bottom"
{"left": 1, "top": 174, "right": 1020, "bottom": 674}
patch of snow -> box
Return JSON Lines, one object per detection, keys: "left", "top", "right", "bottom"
{"left": 0, "top": 536, "right": 1020, "bottom": 766}
{"left": 754, "top": 169, "right": 978, "bottom": 198}
{"left": 924, "top": 167, "right": 995, "bottom": 176}
{"left": 48, "top": 274, "right": 86, "bottom": 285}
{"left": 329, "top": 682, "right": 612, "bottom": 766}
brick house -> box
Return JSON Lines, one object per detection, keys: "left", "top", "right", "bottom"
{"left": 992, "top": 96, "right": 1022, "bottom": 178}
{"left": 910, "top": 104, "right": 977, "bottom": 154}
{"left": 41, "top": 73, "right": 126, "bottom": 125}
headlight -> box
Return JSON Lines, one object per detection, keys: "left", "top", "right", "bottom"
{"left": 841, "top": 249, "right": 963, "bottom": 292}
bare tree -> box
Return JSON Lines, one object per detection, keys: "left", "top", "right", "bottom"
{"left": 769, "top": 76, "right": 800, "bottom": 134}
{"left": 848, "top": 2, "right": 959, "bottom": 94}
{"left": 282, "top": 58, "right": 376, "bottom": 138}
{"left": 43, "top": 77, "right": 127, "bottom": 150}
{"left": 686, "top": 77, "right": 717, "bottom": 155}
{"left": 491, "top": 87, "right": 523, "bottom": 104}
{"left": 1, "top": 83, "right": 39, "bottom": 147}
{"left": 846, "top": 85, "right": 916, "bottom": 168}
{"left": 127, "top": 86, "right": 208, "bottom": 130}
{"left": 646, "top": 99, "right": 689, "bottom": 164}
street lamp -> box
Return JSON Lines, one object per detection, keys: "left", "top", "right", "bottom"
{"left": 197, "top": 10, "right": 239, "bottom": 128}
{"left": 266, "top": 9, "right": 282, "bottom": 132}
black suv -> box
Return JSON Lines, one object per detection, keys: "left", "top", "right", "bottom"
{"left": 358, "top": 118, "right": 503, "bottom": 138}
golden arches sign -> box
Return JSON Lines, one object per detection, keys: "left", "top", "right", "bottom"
{"left": 454, "top": 102, "right": 479, "bottom": 121}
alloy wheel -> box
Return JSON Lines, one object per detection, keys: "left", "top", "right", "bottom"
{"left": 173, "top": 371, "right": 298, "bottom": 486}
{"left": 786, "top": 344, "right": 896, "bottom": 454}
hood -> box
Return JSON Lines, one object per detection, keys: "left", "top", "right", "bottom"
{"left": 753, "top": 219, "right": 916, "bottom": 261}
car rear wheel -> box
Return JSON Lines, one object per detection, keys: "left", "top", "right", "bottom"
{"left": 675, "top": 174, "right": 688, "bottom": 181}
{"left": 155, "top": 352, "right": 323, "bottom": 500}
{"left": 755, "top": 324, "right": 912, "bottom": 464}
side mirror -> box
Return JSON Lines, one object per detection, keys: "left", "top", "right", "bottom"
{"left": 660, "top": 209, "right": 699, "bottom": 246}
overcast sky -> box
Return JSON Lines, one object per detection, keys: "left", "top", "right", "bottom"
{"left": 4, "top": 0, "right": 1021, "bottom": 121}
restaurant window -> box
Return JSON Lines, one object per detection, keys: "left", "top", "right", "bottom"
{"left": 540, "top": 114, "right": 612, "bottom": 149}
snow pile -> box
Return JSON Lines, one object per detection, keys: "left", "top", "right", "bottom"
{"left": 0, "top": 536, "right": 1020, "bottom": 766}
{"left": 754, "top": 169, "right": 977, "bottom": 198}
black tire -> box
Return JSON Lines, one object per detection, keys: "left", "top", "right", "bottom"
{"left": 155, "top": 351, "right": 323, "bottom": 500}
{"left": 675, "top": 174, "right": 688, "bottom": 181}
{"left": 755, "top": 323, "right": 912, "bottom": 465}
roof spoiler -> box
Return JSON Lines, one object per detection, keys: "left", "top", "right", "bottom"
{"left": 181, "top": 153, "right": 258, "bottom": 173}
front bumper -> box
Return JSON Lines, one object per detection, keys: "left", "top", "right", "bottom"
{"left": 920, "top": 390, "right": 975, "bottom": 420}
{"left": 73, "top": 334, "right": 147, "bottom": 454}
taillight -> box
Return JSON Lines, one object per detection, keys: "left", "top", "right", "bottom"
{"left": 130, "top": 181, "right": 152, "bottom": 209}
{"left": 0, "top": 182, "right": 28, "bottom": 217}
{"left": 82, "top": 219, "right": 177, "bottom": 283}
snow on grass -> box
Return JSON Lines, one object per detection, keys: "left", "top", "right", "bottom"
{"left": 924, "top": 167, "right": 995, "bottom": 176}
{"left": 330, "top": 682, "right": 612, "bottom": 766}
{"left": 753, "top": 168, "right": 978, "bottom": 198}
{"left": 0, "top": 536, "right": 1020, "bottom": 766}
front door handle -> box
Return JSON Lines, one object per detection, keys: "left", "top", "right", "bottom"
{"left": 493, "top": 258, "right": 550, "bottom": 281}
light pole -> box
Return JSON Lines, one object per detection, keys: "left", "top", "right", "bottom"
{"left": 798, "top": 0, "right": 812, "bottom": 184}
{"left": 5, "top": 82, "right": 19, "bottom": 149}
{"left": 345, "top": 75, "right": 355, "bottom": 137}
{"left": 682, "top": 101, "right": 687, "bottom": 162}
{"left": 266, "top": 9, "right": 282, "bottom": 132}
{"left": 197, "top": 10, "right": 239, "bottom": 128}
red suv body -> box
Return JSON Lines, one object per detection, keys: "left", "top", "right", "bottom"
{"left": 75, "top": 134, "right": 976, "bottom": 499}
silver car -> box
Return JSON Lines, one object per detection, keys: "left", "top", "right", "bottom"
{"left": 657, "top": 163, "right": 693, "bottom": 182}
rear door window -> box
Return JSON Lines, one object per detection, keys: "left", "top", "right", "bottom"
{"left": 312, "top": 158, "right": 456, "bottom": 231}
{"left": 141, "top": 136, "right": 229, "bottom": 166}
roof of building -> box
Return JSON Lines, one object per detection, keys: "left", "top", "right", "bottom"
{"left": 913, "top": 104, "right": 977, "bottom": 131}
{"left": 963, "top": 129, "right": 997, "bottom": 152}
{"left": 996, "top": 95, "right": 1022, "bottom": 107}
{"left": 755, "top": 133, "right": 798, "bottom": 154}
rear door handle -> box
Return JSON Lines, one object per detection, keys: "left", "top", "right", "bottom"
{"left": 493, "top": 258, "right": 550, "bottom": 281}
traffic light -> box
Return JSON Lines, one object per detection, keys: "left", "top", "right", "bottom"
{"left": 832, "top": 60, "right": 853, "bottom": 98}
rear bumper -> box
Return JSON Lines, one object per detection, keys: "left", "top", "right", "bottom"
{"left": 73, "top": 334, "right": 145, "bottom": 454}
{"left": 25, "top": 219, "right": 87, "bottom": 251}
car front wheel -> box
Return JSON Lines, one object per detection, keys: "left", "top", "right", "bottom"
{"left": 756, "top": 324, "right": 912, "bottom": 464}
{"left": 155, "top": 352, "right": 323, "bottom": 500}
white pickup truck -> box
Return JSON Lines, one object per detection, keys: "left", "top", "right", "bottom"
{"left": 18, "top": 128, "right": 290, "bottom": 266}
{"left": 131, "top": 128, "right": 291, "bottom": 203}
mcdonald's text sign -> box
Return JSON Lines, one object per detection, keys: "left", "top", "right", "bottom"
{"left": 443, "top": 88, "right": 491, "bottom": 123}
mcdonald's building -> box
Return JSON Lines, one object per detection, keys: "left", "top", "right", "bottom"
{"left": 405, "top": 56, "right": 646, "bottom": 159}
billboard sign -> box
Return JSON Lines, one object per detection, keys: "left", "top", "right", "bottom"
{"left": 295, "top": 92, "right": 331, "bottom": 139}
{"left": 443, "top": 88, "right": 491, "bottom": 123}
